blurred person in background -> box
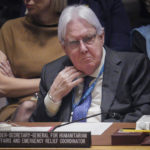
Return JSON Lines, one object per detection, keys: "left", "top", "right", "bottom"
{"left": 0, "top": 0, "right": 67, "bottom": 122}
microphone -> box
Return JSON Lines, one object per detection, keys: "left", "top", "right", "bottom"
{"left": 51, "top": 112, "right": 107, "bottom": 132}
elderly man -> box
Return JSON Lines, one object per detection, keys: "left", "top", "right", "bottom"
{"left": 30, "top": 5, "right": 150, "bottom": 122}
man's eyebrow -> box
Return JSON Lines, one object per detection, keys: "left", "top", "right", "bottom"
{"left": 66, "top": 32, "right": 96, "bottom": 41}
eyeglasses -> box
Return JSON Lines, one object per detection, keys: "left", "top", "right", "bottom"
{"left": 65, "top": 33, "right": 97, "bottom": 50}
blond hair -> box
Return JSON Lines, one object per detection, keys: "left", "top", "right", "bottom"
{"left": 51, "top": 0, "right": 67, "bottom": 13}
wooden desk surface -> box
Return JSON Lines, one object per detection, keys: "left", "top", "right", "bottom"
{"left": 0, "top": 122, "right": 150, "bottom": 150}
{"left": 0, "top": 146, "right": 150, "bottom": 150}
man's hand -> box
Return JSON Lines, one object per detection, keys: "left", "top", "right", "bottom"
{"left": 0, "top": 51, "right": 14, "bottom": 77}
{"left": 49, "top": 66, "right": 84, "bottom": 103}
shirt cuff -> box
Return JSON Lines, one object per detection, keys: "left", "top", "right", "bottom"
{"left": 44, "top": 94, "right": 61, "bottom": 117}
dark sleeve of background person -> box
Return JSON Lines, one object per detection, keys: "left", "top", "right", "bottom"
{"left": 132, "top": 30, "right": 147, "bottom": 55}
{"left": 140, "top": 0, "right": 150, "bottom": 18}
{"left": 0, "top": 0, "right": 25, "bottom": 27}
{"left": 68, "top": 0, "right": 80, "bottom": 5}
{"left": 68, "top": 0, "right": 131, "bottom": 51}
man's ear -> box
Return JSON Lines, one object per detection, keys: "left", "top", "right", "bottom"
{"left": 60, "top": 42, "right": 67, "bottom": 55}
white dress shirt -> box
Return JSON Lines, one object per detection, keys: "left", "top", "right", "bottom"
{"left": 44, "top": 48, "right": 106, "bottom": 122}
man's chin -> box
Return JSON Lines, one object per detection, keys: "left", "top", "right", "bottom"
{"left": 80, "top": 64, "right": 96, "bottom": 75}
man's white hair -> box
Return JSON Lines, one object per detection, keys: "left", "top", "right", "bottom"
{"left": 58, "top": 5, "right": 104, "bottom": 44}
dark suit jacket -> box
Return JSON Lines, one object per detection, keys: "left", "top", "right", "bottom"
{"left": 30, "top": 47, "right": 150, "bottom": 122}
{"left": 68, "top": 0, "right": 131, "bottom": 51}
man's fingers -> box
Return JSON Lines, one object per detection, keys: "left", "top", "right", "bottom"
{"left": 71, "top": 77, "right": 84, "bottom": 88}
{"left": 0, "top": 51, "right": 7, "bottom": 61}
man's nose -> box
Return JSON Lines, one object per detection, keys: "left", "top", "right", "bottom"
{"left": 79, "top": 40, "right": 88, "bottom": 53}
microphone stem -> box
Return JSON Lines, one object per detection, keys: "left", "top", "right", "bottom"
{"left": 51, "top": 112, "right": 107, "bottom": 132}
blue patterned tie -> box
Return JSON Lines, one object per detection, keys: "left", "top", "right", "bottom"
{"left": 72, "top": 76, "right": 93, "bottom": 122}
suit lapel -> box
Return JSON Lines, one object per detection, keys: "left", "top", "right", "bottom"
{"left": 101, "top": 47, "right": 122, "bottom": 119}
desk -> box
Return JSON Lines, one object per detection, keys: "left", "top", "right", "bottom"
{"left": 0, "top": 122, "right": 150, "bottom": 150}
{"left": 0, "top": 146, "right": 150, "bottom": 150}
